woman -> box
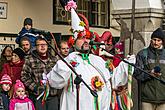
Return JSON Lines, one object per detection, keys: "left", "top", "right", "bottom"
{"left": 0, "top": 46, "right": 13, "bottom": 72}
{"left": 1, "top": 48, "right": 26, "bottom": 84}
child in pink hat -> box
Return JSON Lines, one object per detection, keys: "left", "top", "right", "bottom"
{"left": 0, "top": 74, "right": 12, "bottom": 110}
{"left": 9, "top": 80, "right": 35, "bottom": 110}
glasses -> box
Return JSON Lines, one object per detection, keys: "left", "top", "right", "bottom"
{"left": 36, "top": 44, "right": 47, "bottom": 46}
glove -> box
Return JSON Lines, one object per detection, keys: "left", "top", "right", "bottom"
{"left": 34, "top": 85, "right": 45, "bottom": 96}
{"left": 42, "top": 73, "right": 48, "bottom": 86}
{"left": 126, "top": 54, "right": 136, "bottom": 64}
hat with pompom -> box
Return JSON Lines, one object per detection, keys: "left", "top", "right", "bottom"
{"left": 0, "top": 74, "right": 12, "bottom": 85}
{"left": 14, "top": 80, "right": 25, "bottom": 91}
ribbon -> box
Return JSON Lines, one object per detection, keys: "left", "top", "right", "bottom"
{"left": 42, "top": 81, "right": 50, "bottom": 106}
{"left": 127, "top": 64, "right": 133, "bottom": 110}
{"left": 81, "top": 53, "right": 90, "bottom": 64}
{"left": 94, "top": 97, "right": 100, "bottom": 110}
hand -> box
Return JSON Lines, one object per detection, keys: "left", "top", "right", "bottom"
{"left": 126, "top": 54, "right": 136, "bottom": 64}
{"left": 150, "top": 69, "right": 162, "bottom": 77}
{"left": 42, "top": 73, "right": 48, "bottom": 80}
{"left": 34, "top": 85, "right": 45, "bottom": 96}
{"left": 42, "top": 73, "right": 48, "bottom": 86}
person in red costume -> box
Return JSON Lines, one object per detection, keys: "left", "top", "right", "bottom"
{"left": 113, "top": 41, "right": 124, "bottom": 67}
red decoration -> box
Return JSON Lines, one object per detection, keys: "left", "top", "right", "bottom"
{"left": 91, "top": 76, "right": 104, "bottom": 91}
{"left": 68, "top": 36, "right": 75, "bottom": 48}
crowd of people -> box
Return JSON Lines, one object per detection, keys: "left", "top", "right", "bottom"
{"left": 0, "top": 10, "right": 165, "bottom": 110}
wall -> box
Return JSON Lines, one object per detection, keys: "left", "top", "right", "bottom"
{"left": 0, "top": 0, "right": 115, "bottom": 36}
{"left": 112, "top": 0, "right": 163, "bottom": 10}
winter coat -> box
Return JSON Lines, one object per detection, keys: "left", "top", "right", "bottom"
{"left": 9, "top": 96, "right": 35, "bottom": 110}
{"left": 134, "top": 45, "right": 165, "bottom": 103}
{"left": 15, "top": 27, "right": 37, "bottom": 47}
{"left": 0, "top": 91, "right": 10, "bottom": 110}
{"left": 21, "top": 50, "right": 58, "bottom": 96}
{"left": 1, "top": 60, "right": 25, "bottom": 84}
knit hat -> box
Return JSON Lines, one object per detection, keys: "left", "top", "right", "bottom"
{"left": 114, "top": 41, "right": 124, "bottom": 54}
{"left": 13, "top": 48, "right": 26, "bottom": 60}
{"left": 0, "top": 74, "right": 12, "bottom": 85}
{"left": 14, "top": 80, "right": 25, "bottom": 92}
{"left": 24, "top": 18, "right": 33, "bottom": 26}
{"left": 151, "top": 28, "right": 165, "bottom": 42}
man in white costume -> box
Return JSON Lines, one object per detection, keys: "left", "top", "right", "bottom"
{"left": 47, "top": 33, "right": 111, "bottom": 110}
{"left": 46, "top": 8, "right": 111, "bottom": 110}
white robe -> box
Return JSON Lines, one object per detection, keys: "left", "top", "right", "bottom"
{"left": 47, "top": 52, "right": 111, "bottom": 110}
{"left": 111, "top": 55, "right": 136, "bottom": 89}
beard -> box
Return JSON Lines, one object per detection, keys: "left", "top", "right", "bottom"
{"left": 75, "top": 42, "right": 91, "bottom": 53}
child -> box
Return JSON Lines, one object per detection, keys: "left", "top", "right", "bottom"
{"left": 0, "top": 74, "right": 12, "bottom": 110}
{"left": 9, "top": 80, "right": 35, "bottom": 110}
{"left": 15, "top": 18, "right": 37, "bottom": 47}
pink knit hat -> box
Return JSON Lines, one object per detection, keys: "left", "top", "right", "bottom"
{"left": 14, "top": 80, "right": 25, "bottom": 91}
{"left": 0, "top": 74, "right": 12, "bottom": 85}
{"left": 114, "top": 41, "right": 124, "bottom": 53}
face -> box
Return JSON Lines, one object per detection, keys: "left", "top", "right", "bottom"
{"left": 24, "top": 24, "right": 32, "bottom": 30}
{"left": 12, "top": 53, "right": 20, "bottom": 64}
{"left": 105, "top": 44, "right": 113, "bottom": 52}
{"left": 115, "top": 48, "right": 121, "bottom": 54}
{"left": 36, "top": 40, "right": 48, "bottom": 56}
{"left": 15, "top": 87, "right": 25, "bottom": 98}
{"left": 21, "top": 40, "right": 31, "bottom": 53}
{"left": 150, "top": 38, "right": 163, "bottom": 49}
{"left": 2, "top": 84, "right": 11, "bottom": 91}
{"left": 60, "top": 42, "right": 69, "bottom": 57}
{"left": 4, "top": 47, "right": 12, "bottom": 57}
{"left": 75, "top": 36, "right": 90, "bottom": 52}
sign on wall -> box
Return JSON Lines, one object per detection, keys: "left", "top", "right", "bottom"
{"left": 0, "top": 2, "right": 7, "bottom": 19}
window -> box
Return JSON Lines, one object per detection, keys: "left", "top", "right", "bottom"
{"left": 53, "top": 0, "right": 110, "bottom": 28}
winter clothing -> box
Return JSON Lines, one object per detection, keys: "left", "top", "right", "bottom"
{"left": 1, "top": 60, "right": 25, "bottom": 84}
{"left": 9, "top": 79, "right": 35, "bottom": 110}
{"left": 14, "top": 80, "right": 25, "bottom": 94}
{"left": 13, "top": 48, "right": 26, "bottom": 60}
{"left": 0, "top": 91, "right": 10, "bottom": 110}
{"left": 134, "top": 45, "right": 165, "bottom": 104}
{"left": 15, "top": 27, "right": 37, "bottom": 47}
{"left": 24, "top": 18, "right": 33, "bottom": 26}
{"left": 9, "top": 96, "right": 35, "bottom": 110}
{"left": 0, "top": 74, "right": 12, "bottom": 85}
{"left": 21, "top": 50, "right": 59, "bottom": 110}
{"left": 151, "top": 28, "right": 165, "bottom": 42}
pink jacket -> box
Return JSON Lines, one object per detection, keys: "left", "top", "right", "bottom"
{"left": 9, "top": 96, "right": 35, "bottom": 110}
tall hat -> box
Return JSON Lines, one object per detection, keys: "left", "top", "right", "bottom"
{"left": 71, "top": 8, "right": 85, "bottom": 39}
{"left": 0, "top": 74, "right": 12, "bottom": 85}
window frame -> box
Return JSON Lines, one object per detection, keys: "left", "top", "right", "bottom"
{"left": 53, "top": 0, "right": 110, "bottom": 28}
